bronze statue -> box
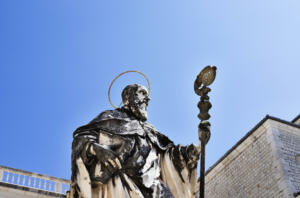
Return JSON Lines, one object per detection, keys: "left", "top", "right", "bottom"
{"left": 69, "top": 72, "right": 211, "bottom": 198}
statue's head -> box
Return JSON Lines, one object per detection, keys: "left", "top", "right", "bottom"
{"left": 122, "top": 84, "right": 150, "bottom": 121}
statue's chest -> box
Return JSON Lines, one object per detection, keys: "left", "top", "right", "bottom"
{"left": 123, "top": 135, "right": 158, "bottom": 172}
{"left": 135, "top": 136, "right": 152, "bottom": 158}
{"left": 127, "top": 136, "right": 160, "bottom": 186}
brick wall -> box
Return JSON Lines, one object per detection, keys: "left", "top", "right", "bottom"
{"left": 202, "top": 119, "right": 300, "bottom": 198}
{"left": 273, "top": 128, "right": 300, "bottom": 194}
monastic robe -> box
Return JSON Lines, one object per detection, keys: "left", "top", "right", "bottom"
{"left": 69, "top": 109, "right": 198, "bottom": 198}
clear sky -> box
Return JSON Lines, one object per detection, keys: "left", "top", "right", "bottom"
{"left": 0, "top": 0, "right": 299, "bottom": 180}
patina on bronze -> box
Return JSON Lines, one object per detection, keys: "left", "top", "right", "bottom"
{"left": 69, "top": 71, "right": 203, "bottom": 198}
{"left": 194, "top": 65, "right": 216, "bottom": 198}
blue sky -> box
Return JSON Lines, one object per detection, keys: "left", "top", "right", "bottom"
{"left": 0, "top": 0, "right": 299, "bottom": 179}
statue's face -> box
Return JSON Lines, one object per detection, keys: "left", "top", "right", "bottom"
{"left": 129, "top": 85, "right": 150, "bottom": 121}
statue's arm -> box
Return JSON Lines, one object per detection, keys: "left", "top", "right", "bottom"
{"left": 166, "top": 121, "right": 211, "bottom": 173}
{"left": 72, "top": 131, "right": 98, "bottom": 165}
{"left": 73, "top": 129, "right": 131, "bottom": 184}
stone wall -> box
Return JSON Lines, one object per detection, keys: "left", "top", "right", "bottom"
{"left": 0, "top": 183, "right": 66, "bottom": 198}
{"left": 273, "top": 127, "right": 300, "bottom": 195}
{"left": 203, "top": 118, "right": 299, "bottom": 198}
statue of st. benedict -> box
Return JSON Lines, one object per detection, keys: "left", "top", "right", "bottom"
{"left": 69, "top": 84, "right": 206, "bottom": 198}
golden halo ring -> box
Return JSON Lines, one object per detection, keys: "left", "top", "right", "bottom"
{"left": 108, "top": 70, "right": 151, "bottom": 109}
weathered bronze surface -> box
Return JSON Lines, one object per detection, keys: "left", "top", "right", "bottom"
{"left": 70, "top": 84, "right": 202, "bottom": 198}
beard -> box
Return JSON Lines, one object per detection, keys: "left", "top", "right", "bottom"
{"left": 130, "top": 101, "right": 148, "bottom": 121}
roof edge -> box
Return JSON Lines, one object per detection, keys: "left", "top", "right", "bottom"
{"left": 205, "top": 114, "right": 300, "bottom": 176}
{"left": 292, "top": 114, "right": 300, "bottom": 123}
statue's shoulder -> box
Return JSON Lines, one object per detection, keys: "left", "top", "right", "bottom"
{"left": 74, "top": 109, "right": 126, "bottom": 134}
{"left": 143, "top": 122, "right": 158, "bottom": 131}
{"left": 90, "top": 109, "right": 129, "bottom": 123}
{"left": 85, "top": 109, "right": 144, "bottom": 135}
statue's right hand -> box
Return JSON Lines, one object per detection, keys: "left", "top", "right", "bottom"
{"left": 198, "top": 120, "right": 211, "bottom": 144}
{"left": 91, "top": 144, "right": 122, "bottom": 173}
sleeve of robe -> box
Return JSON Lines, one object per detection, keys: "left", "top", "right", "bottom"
{"left": 70, "top": 123, "right": 142, "bottom": 198}
{"left": 70, "top": 132, "right": 146, "bottom": 198}
{"left": 70, "top": 127, "right": 98, "bottom": 198}
{"left": 160, "top": 144, "right": 199, "bottom": 198}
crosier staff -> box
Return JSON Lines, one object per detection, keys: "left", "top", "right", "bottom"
{"left": 194, "top": 66, "right": 217, "bottom": 198}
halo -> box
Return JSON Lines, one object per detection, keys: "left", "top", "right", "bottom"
{"left": 108, "top": 70, "right": 151, "bottom": 109}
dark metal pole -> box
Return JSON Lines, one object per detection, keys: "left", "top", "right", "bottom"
{"left": 199, "top": 140, "right": 206, "bottom": 198}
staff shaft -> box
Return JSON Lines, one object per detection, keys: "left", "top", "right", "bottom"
{"left": 199, "top": 140, "right": 206, "bottom": 198}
